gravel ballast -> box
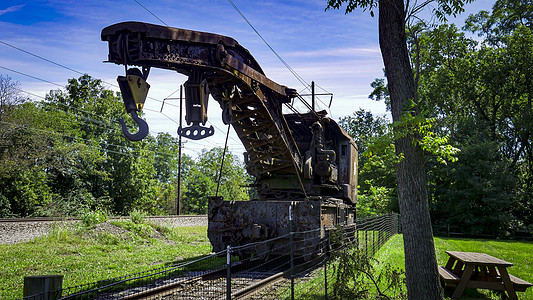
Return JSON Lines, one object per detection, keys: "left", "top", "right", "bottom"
{"left": 0, "top": 215, "right": 207, "bottom": 245}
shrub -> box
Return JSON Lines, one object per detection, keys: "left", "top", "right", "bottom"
{"left": 81, "top": 209, "right": 108, "bottom": 228}
{"left": 130, "top": 208, "right": 147, "bottom": 224}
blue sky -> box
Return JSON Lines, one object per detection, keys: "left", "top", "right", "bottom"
{"left": 0, "top": 0, "right": 495, "bottom": 157}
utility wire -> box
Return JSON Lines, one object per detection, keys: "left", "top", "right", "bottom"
{"left": 129, "top": 1, "right": 181, "bottom": 101}
{"left": 16, "top": 88, "right": 125, "bottom": 132}
{"left": 207, "top": 120, "right": 242, "bottom": 145}
{"left": 16, "top": 83, "right": 240, "bottom": 154}
{"left": 0, "top": 120, "right": 178, "bottom": 160}
{"left": 0, "top": 40, "right": 179, "bottom": 108}
{"left": 0, "top": 65, "right": 64, "bottom": 88}
{"left": 226, "top": 0, "right": 333, "bottom": 115}
{"left": 133, "top": 0, "right": 169, "bottom": 26}
{"left": 0, "top": 40, "right": 85, "bottom": 76}
{"left": 14, "top": 88, "right": 193, "bottom": 156}
{"left": 216, "top": 124, "right": 232, "bottom": 197}
{"left": 226, "top": 0, "right": 309, "bottom": 90}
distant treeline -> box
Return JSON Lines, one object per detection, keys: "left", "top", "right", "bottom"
{"left": 340, "top": 0, "right": 533, "bottom": 237}
{"left": 1, "top": 0, "right": 531, "bottom": 238}
{"left": 0, "top": 74, "right": 251, "bottom": 218}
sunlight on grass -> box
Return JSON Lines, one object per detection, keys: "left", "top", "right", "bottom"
{"left": 0, "top": 223, "right": 210, "bottom": 299}
{"left": 374, "top": 235, "right": 533, "bottom": 300}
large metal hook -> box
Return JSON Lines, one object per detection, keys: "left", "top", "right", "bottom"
{"left": 118, "top": 110, "right": 149, "bottom": 141}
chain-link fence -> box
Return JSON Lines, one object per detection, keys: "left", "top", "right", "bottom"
{"left": 20, "top": 213, "right": 400, "bottom": 300}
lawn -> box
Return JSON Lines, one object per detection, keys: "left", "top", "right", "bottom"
{"left": 2, "top": 221, "right": 532, "bottom": 300}
{"left": 375, "top": 235, "right": 533, "bottom": 299}
{"left": 0, "top": 221, "right": 212, "bottom": 300}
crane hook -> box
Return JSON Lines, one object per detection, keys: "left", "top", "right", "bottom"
{"left": 118, "top": 110, "right": 149, "bottom": 141}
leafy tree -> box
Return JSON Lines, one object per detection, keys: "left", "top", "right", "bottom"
{"left": 428, "top": 121, "right": 517, "bottom": 235}
{"left": 415, "top": 7, "right": 533, "bottom": 235}
{"left": 464, "top": 0, "right": 533, "bottom": 46}
{"left": 0, "top": 74, "right": 183, "bottom": 217}
{"left": 339, "top": 109, "right": 397, "bottom": 216}
{"left": 181, "top": 147, "right": 250, "bottom": 214}
{"left": 326, "top": 0, "right": 472, "bottom": 297}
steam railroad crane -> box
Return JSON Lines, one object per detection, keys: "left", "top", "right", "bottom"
{"left": 101, "top": 22, "right": 358, "bottom": 257}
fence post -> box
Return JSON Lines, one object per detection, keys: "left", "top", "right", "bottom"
{"left": 289, "top": 205, "right": 295, "bottom": 300}
{"left": 372, "top": 219, "right": 375, "bottom": 255}
{"left": 24, "top": 275, "right": 63, "bottom": 300}
{"left": 226, "top": 245, "right": 231, "bottom": 300}
{"left": 323, "top": 225, "right": 328, "bottom": 300}
{"left": 365, "top": 223, "right": 368, "bottom": 257}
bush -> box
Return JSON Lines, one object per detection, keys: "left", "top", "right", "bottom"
{"left": 129, "top": 208, "right": 147, "bottom": 224}
{"left": 81, "top": 209, "right": 108, "bottom": 228}
{"left": 0, "top": 193, "right": 15, "bottom": 218}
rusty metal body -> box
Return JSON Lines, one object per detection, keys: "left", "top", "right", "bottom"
{"left": 208, "top": 197, "right": 355, "bottom": 257}
{"left": 101, "top": 22, "right": 358, "bottom": 256}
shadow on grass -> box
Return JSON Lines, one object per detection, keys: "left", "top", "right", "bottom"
{"left": 442, "top": 286, "right": 507, "bottom": 300}
{"left": 63, "top": 253, "right": 228, "bottom": 298}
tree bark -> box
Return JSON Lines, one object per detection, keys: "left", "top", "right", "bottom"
{"left": 378, "top": 0, "right": 443, "bottom": 299}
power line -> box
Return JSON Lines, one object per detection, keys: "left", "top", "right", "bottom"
{"left": 0, "top": 39, "right": 179, "bottom": 108}
{"left": 226, "top": 0, "right": 309, "bottom": 89}
{"left": 0, "top": 65, "right": 64, "bottom": 88}
{"left": 14, "top": 83, "right": 229, "bottom": 154}
{"left": 207, "top": 120, "right": 243, "bottom": 146}
{"left": 133, "top": 0, "right": 169, "bottom": 26}
{"left": 0, "top": 120, "right": 179, "bottom": 160}
{"left": 0, "top": 40, "right": 85, "bottom": 76}
{"left": 1, "top": 64, "right": 183, "bottom": 134}
{"left": 225, "top": 0, "right": 333, "bottom": 116}
{"left": 15, "top": 87, "right": 199, "bottom": 153}
{"left": 16, "top": 88, "right": 120, "bottom": 129}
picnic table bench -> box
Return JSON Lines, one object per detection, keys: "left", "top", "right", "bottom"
{"left": 437, "top": 251, "right": 532, "bottom": 299}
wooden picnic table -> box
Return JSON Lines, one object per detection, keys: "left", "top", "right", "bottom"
{"left": 438, "top": 251, "right": 532, "bottom": 299}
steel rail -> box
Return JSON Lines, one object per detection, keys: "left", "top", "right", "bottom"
{"left": 116, "top": 268, "right": 227, "bottom": 300}
{"left": 0, "top": 215, "right": 207, "bottom": 223}
{"left": 232, "top": 256, "right": 323, "bottom": 300}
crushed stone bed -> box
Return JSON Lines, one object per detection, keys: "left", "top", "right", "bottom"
{"left": 0, "top": 215, "right": 207, "bottom": 244}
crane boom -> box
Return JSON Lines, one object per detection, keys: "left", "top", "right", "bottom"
{"left": 102, "top": 22, "right": 302, "bottom": 179}
{"left": 102, "top": 22, "right": 357, "bottom": 203}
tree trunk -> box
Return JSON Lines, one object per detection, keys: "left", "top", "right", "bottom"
{"left": 378, "top": 0, "right": 443, "bottom": 299}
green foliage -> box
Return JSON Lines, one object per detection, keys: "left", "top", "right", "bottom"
{"left": 393, "top": 104, "right": 460, "bottom": 165}
{"left": 326, "top": 0, "right": 473, "bottom": 22}
{"left": 80, "top": 209, "right": 108, "bottom": 229}
{"left": 339, "top": 107, "right": 459, "bottom": 216}
{"left": 339, "top": 110, "right": 397, "bottom": 215}
{"left": 110, "top": 220, "right": 155, "bottom": 240}
{"left": 0, "top": 193, "right": 14, "bottom": 218}
{"left": 429, "top": 123, "right": 517, "bottom": 236}
{"left": 129, "top": 208, "right": 147, "bottom": 224}
{"left": 181, "top": 147, "right": 250, "bottom": 214}
{"left": 330, "top": 232, "right": 406, "bottom": 299}
{"left": 0, "top": 73, "right": 252, "bottom": 218}
{"left": 414, "top": 5, "right": 533, "bottom": 235}
{"left": 336, "top": 0, "right": 533, "bottom": 236}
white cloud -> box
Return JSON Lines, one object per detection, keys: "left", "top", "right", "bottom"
{"left": 0, "top": 5, "right": 24, "bottom": 16}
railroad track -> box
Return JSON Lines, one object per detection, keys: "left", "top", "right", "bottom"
{"left": 102, "top": 256, "right": 325, "bottom": 300}
{"left": 0, "top": 215, "right": 207, "bottom": 223}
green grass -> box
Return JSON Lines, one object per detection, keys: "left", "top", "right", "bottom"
{"left": 0, "top": 223, "right": 211, "bottom": 300}
{"left": 3, "top": 224, "right": 532, "bottom": 300}
{"left": 374, "top": 235, "right": 533, "bottom": 299}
